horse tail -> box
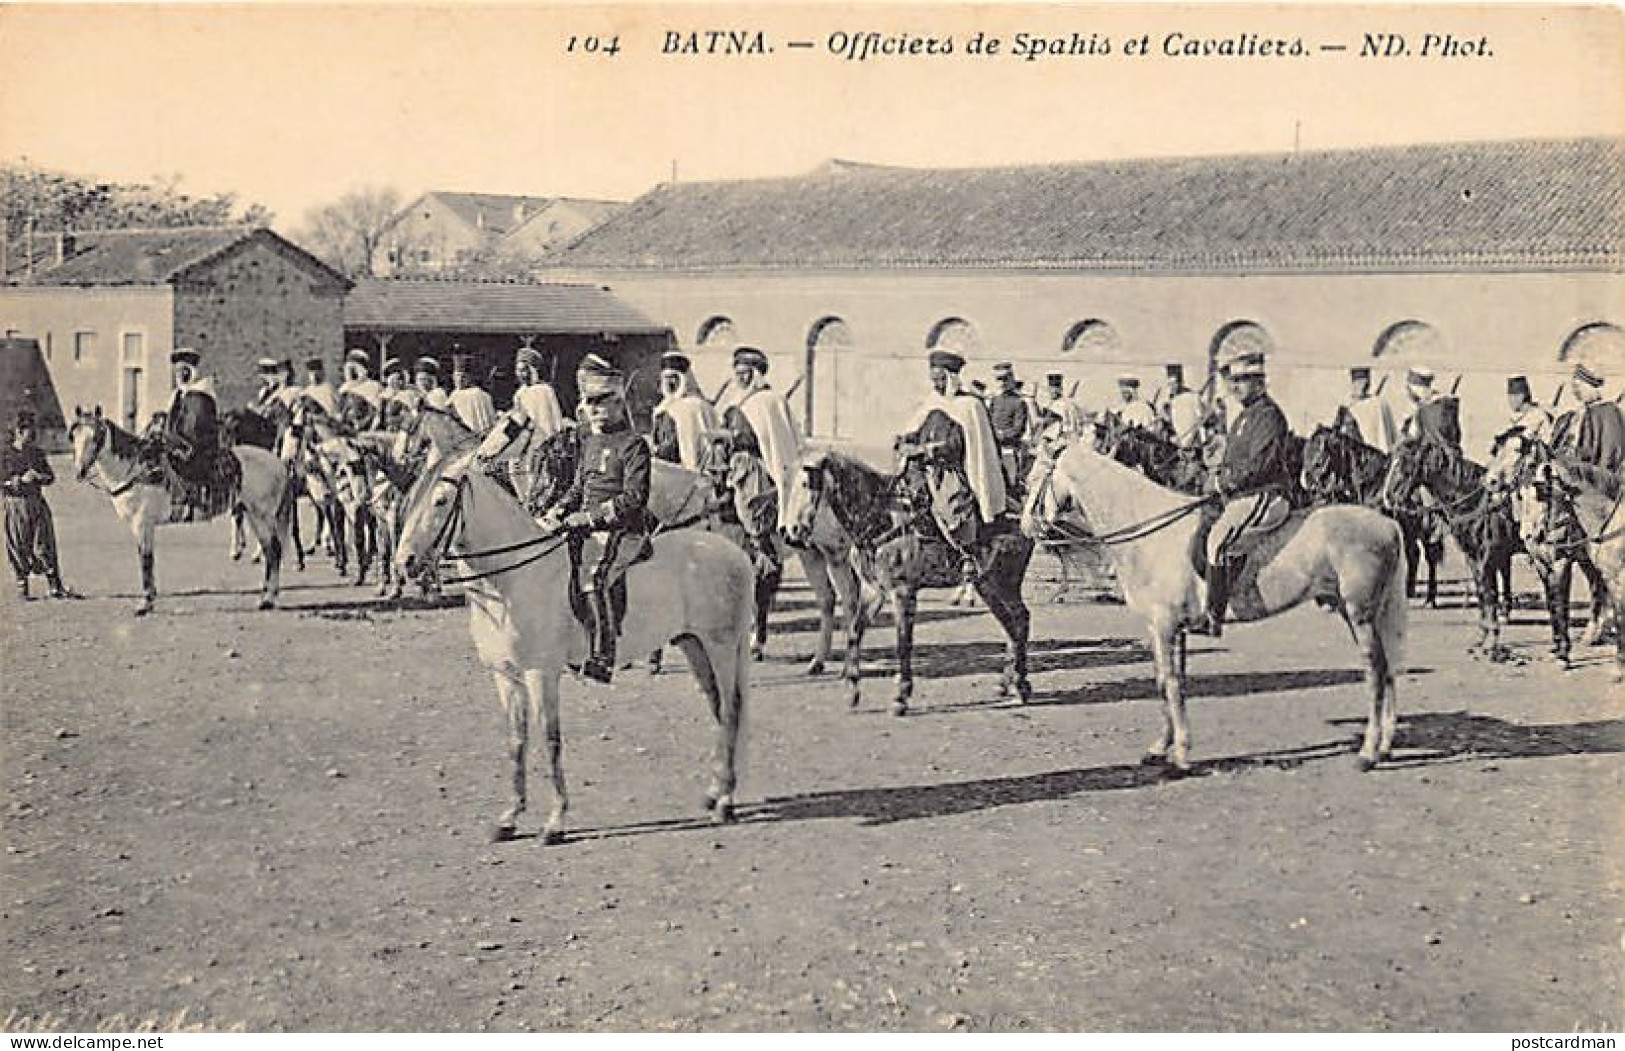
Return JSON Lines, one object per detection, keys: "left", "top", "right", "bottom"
{"left": 1374, "top": 518, "right": 1409, "bottom": 681}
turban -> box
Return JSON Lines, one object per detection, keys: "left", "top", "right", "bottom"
{"left": 255, "top": 357, "right": 280, "bottom": 372}
{"left": 414, "top": 357, "right": 440, "bottom": 375}
{"left": 170, "top": 347, "right": 201, "bottom": 367}
{"left": 1406, "top": 365, "right": 1435, "bottom": 387}
{"left": 928, "top": 350, "right": 966, "bottom": 373}
{"left": 381, "top": 357, "right": 404, "bottom": 377}
{"left": 345, "top": 348, "right": 371, "bottom": 367}
{"left": 732, "top": 346, "right": 769, "bottom": 373}
{"left": 515, "top": 346, "right": 544, "bottom": 371}
{"left": 1574, "top": 362, "right": 1605, "bottom": 389}
{"left": 660, "top": 351, "right": 693, "bottom": 374}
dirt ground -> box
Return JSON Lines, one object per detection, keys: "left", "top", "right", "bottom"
{"left": 3, "top": 463, "right": 1622, "bottom": 1032}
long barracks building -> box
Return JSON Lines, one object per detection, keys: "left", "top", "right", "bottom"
{"left": 543, "top": 137, "right": 1625, "bottom": 455}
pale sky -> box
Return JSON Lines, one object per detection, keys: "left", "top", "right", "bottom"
{"left": 2, "top": 3, "right": 1622, "bottom": 230}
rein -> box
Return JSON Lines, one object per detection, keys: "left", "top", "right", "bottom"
{"left": 417, "top": 474, "right": 573, "bottom": 585}
{"left": 1030, "top": 457, "right": 1214, "bottom": 548}
{"left": 75, "top": 421, "right": 145, "bottom": 498}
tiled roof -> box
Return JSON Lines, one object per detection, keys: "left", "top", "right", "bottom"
{"left": 430, "top": 192, "right": 564, "bottom": 237}
{"left": 4, "top": 226, "right": 350, "bottom": 287}
{"left": 343, "top": 277, "right": 668, "bottom": 335}
{"left": 551, "top": 138, "right": 1625, "bottom": 273}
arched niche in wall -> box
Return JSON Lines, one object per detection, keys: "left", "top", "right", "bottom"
{"left": 805, "top": 316, "right": 852, "bottom": 438}
{"left": 1061, "top": 318, "right": 1122, "bottom": 356}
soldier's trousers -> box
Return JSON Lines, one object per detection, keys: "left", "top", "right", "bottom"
{"left": 5, "top": 494, "right": 61, "bottom": 584}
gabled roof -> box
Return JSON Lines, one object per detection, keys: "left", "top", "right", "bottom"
{"left": 4, "top": 226, "right": 351, "bottom": 288}
{"left": 551, "top": 137, "right": 1625, "bottom": 274}
{"left": 427, "top": 192, "right": 562, "bottom": 237}
{"left": 343, "top": 277, "right": 668, "bottom": 335}
{"left": 506, "top": 198, "right": 626, "bottom": 242}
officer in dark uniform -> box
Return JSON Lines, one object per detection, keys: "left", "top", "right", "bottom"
{"left": 540, "top": 355, "right": 652, "bottom": 684}
{"left": 1555, "top": 362, "right": 1625, "bottom": 474}
{"left": 986, "top": 362, "right": 1031, "bottom": 494}
{"left": 1191, "top": 352, "right": 1295, "bottom": 637}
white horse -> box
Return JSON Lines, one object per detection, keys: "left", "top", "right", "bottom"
{"left": 394, "top": 434, "right": 757, "bottom": 844}
{"left": 68, "top": 407, "right": 293, "bottom": 615}
{"left": 1021, "top": 437, "right": 1408, "bottom": 773}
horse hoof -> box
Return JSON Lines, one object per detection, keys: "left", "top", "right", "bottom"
{"left": 712, "top": 801, "right": 735, "bottom": 825}
{"left": 541, "top": 828, "right": 566, "bottom": 846}
{"left": 1015, "top": 679, "right": 1033, "bottom": 704}
{"left": 489, "top": 824, "right": 517, "bottom": 844}
{"left": 133, "top": 604, "right": 152, "bottom": 618}
{"left": 1355, "top": 755, "right": 1378, "bottom": 773}
{"left": 805, "top": 659, "right": 825, "bottom": 677}
{"left": 890, "top": 701, "right": 908, "bottom": 717}
{"left": 258, "top": 598, "right": 275, "bottom": 611}
{"left": 1162, "top": 762, "right": 1192, "bottom": 780}
{"left": 1141, "top": 752, "right": 1168, "bottom": 768}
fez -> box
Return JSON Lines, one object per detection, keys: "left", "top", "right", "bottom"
{"left": 732, "top": 346, "right": 769, "bottom": 373}
{"left": 1507, "top": 375, "right": 1531, "bottom": 397}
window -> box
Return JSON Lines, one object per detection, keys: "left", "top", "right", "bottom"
{"left": 1061, "top": 318, "right": 1122, "bottom": 355}
{"left": 73, "top": 330, "right": 96, "bottom": 365}
{"left": 925, "top": 317, "right": 979, "bottom": 355}
{"left": 121, "top": 331, "right": 145, "bottom": 365}
{"left": 696, "top": 316, "right": 737, "bottom": 350}
{"left": 805, "top": 317, "right": 853, "bottom": 438}
{"left": 1209, "top": 320, "right": 1273, "bottom": 370}
{"left": 1372, "top": 319, "right": 1443, "bottom": 359}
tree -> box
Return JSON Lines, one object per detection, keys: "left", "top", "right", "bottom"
{"left": 1, "top": 160, "right": 274, "bottom": 237}
{"left": 294, "top": 187, "right": 403, "bottom": 278}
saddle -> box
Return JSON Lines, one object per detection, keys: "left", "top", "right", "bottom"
{"left": 139, "top": 435, "right": 242, "bottom": 522}
{"left": 565, "top": 531, "right": 654, "bottom": 637}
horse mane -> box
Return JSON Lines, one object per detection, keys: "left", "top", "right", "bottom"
{"left": 1555, "top": 457, "right": 1623, "bottom": 499}
{"left": 86, "top": 415, "right": 144, "bottom": 459}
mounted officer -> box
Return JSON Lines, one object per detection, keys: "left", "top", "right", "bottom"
{"left": 1115, "top": 375, "right": 1159, "bottom": 432}
{"left": 716, "top": 346, "right": 801, "bottom": 525}
{"left": 474, "top": 345, "right": 569, "bottom": 509}
{"left": 300, "top": 357, "right": 339, "bottom": 419}
{"left": 1494, "top": 374, "right": 1554, "bottom": 451}
{"left": 1190, "top": 352, "right": 1296, "bottom": 637}
{"left": 986, "top": 362, "right": 1031, "bottom": 494}
{"left": 414, "top": 357, "right": 451, "bottom": 412}
{"left": 145, "top": 347, "right": 236, "bottom": 519}
{"left": 1400, "top": 365, "right": 1461, "bottom": 448}
{"left": 538, "top": 355, "right": 653, "bottom": 685}
{"left": 1334, "top": 366, "right": 1397, "bottom": 452}
{"left": 378, "top": 357, "right": 421, "bottom": 430}
{"left": 1039, "top": 372, "right": 1087, "bottom": 440}
{"left": 1553, "top": 362, "right": 1625, "bottom": 473}
{"left": 895, "top": 348, "right": 1007, "bottom": 555}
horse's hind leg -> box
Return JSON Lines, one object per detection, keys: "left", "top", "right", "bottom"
{"left": 891, "top": 587, "right": 918, "bottom": 716}
{"left": 976, "top": 550, "right": 1033, "bottom": 703}
{"left": 134, "top": 524, "right": 157, "bottom": 617}
{"left": 1578, "top": 554, "right": 1610, "bottom": 646}
{"left": 676, "top": 636, "right": 738, "bottom": 822}
{"left": 1351, "top": 619, "right": 1388, "bottom": 770}
{"left": 490, "top": 668, "right": 529, "bottom": 843}
{"left": 1143, "top": 619, "right": 1190, "bottom": 773}
{"left": 751, "top": 563, "right": 780, "bottom": 661}
{"left": 1536, "top": 554, "right": 1573, "bottom": 666}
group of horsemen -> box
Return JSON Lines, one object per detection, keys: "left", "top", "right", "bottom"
{"left": 146, "top": 335, "right": 1625, "bottom": 676}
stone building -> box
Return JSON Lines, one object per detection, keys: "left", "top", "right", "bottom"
{"left": 544, "top": 139, "right": 1625, "bottom": 454}
{"left": 375, "top": 192, "right": 624, "bottom": 276}
{"left": 0, "top": 226, "right": 350, "bottom": 430}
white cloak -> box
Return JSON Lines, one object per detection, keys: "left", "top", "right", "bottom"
{"left": 1343, "top": 394, "right": 1397, "bottom": 452}
{"left": 451, "top": 386, "right": 498, "bottom": 435}
{"left": 656, "top": 393, "right": 719, "bottom": 471}
{"left": 513, "top": 382, "right": 565, "bottom": 441}
{"left": 905, "top": 383, "right": 1007, "bottom": 524}
{"left": 736, "top": 386, "right": 802, "bottom": 520}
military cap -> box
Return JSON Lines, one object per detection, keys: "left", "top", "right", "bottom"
{"left": 304, "top": 356, "right": 325, "bottom": 373}
{"left": 1406, "top": 365, "right": 1435, "bottom": 387}
{"left": 1116, "top": 374, "right": 1141, "bottom": 388}
{"left": 577, "top": 353, "right": 625, "bottom": 398}
{"left": 732, "top": 346, "right": 769, "bottom": 373}
{"left": 1573, "top": 362, "right": 1605, "bottom": 389}
{"left": 1165, "top": 363, "right": 1185, "bottom": 379}
{"left": 1349, "top": 365, "right": 1372, "bottom": 382}
{"left": 1506, "top": 375, "right": 1531, "bottom": 397}
{"left": 1046, "top": 372, "right": 1065, "bottom": 387}
{"left": 928, "top": 350, "right": 966, "bottom": 373}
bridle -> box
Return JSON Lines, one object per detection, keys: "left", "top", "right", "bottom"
{"left": 73, "top": 417, "right": 142, "bottom": 498}
{"left": 1026, "top": 450, "right": 1214, "bottom": 548}
{"left": 410, "top": 469, "right": 572, "bottom": 586}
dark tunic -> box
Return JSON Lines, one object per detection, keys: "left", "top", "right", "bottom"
{"left": 1557, "top": 400, "right": 1625, "bottom": 474}
{"left": 556, "top": 421, "right": 653, "bottom": 534}
{"left": 651, "top": 412, "right": 681, "bottom": 464}
{"left": 165, "top": 388, "right": 220, "bottom": 482}
{"left": 1411, "top": 397, "right": 1462, "bottom": 448}
{"left": 1217, "top": 394, "right": 1294, "bottom": 497}
{"left": 986, "top": 392, "right": 1030, "bottom": 448}
{"left": 3, "top": 443, "right": 60, "bottom": 583}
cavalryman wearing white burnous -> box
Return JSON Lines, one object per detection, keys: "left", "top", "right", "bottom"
{"left": 414, "top": 357, "right": 451, "bottom": 412}
{"left": 1162, "top": 364, "right": 1206, "bottom": 449}
{"left": 474, "top": 345, "right": 568, "bottom": 503}
{"left": 1399, "top": 365, "right": 1461, "bottom": 448}
{"left": 717, "top": 346, "right": 801, "bottom": 525}
{"left": 300, "top": 357, "right": 339, "bottom": 418}
{"left": 1496, "top": 374, "right": 1554, "bottom": 450}
{"left": 1334, "top": 365, "right": 1397, "bottom": 452}
{"left": 1039, "top": 372, "right": 1087, "bottom": 439}
{"left": 1115, "top": 374, "right": 1159, "bottom": 431}
{"left": 378, "top": 357, "right": 420, "bottom": 430}
{"left": 539, "top": 355, "right": 653, "bottom": 685}
{"left": 449, "top": 354, "right": 497, "bottom": 436}
{"left": 896, "top": 348, "right": 1007, "bottom": 551}
{"left": 1191, "top": 352, "right": 1296, "bottom": 637}
{"left": 338, "top": 348, "right": 386, "bottom": 431}
{"left": 651, "top": 350, "right": 717, "bottom": 471}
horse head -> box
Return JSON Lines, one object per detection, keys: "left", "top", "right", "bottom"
{"left": 1382, "top": 436, "right": 1452, "bottom": 511}
{"left": 68, "top": 405, "right": 109, "bottom": 481}
{"left": 395, "top": 445, "right": 477, "bottom": 581}
{"left": 1019, "top": 442, "right": 1074, "bottom": 541}
{"left": 780, "top": 449, "right": 830, "bottom": 546}
{"left": 1483, "top": 429, "right": 1544, "bottom": 496}
{"left": 1299, "top": 425, "right": 1343, "bottom": 501}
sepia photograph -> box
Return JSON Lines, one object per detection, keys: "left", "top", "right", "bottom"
{"left": 1, "top": 0, "right": 1622, "bottom": 1034}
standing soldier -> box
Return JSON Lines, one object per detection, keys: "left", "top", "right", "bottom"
{"left": 1163, "top": 364, "right": 1205, "bottom": 449}
{"left": 4, "top": 412, "right": 71, "bottom": 600}
{"left": 986, "top": 362, "right": 1031, "bottom": 494}
{"left": 1335, "top": 366, "right": 1397, "bottom": 452}
{"left": 1554, "top": 362, "right": 1625, "bottom": 473}
{"left": 1191, "top": 353, "right": 1295, "bottom": 637}
{"left": 1115, "top": 375, "right": 1159, "bottom": 431}
{"left": 652, "top": 350, "right": 717, "bottom": 471}
{"left": 1496, "top": 375, "right": 1554, "bottom": 449}
{"left": 449, "top": 354, "right": 497, "bottom": 435}
{"left": 539, "top": 355, "right": 653, "bottom": 685}
{"left": 414, "top": 357, "right": 451, "bottom": 412}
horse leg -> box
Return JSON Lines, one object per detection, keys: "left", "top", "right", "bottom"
{"left": 976, "top": 568, "right": 1032, "bottom": 704}
{"left": 677, "top": 636, "right": 739, "bottom": 823}
{"left": 1578, "top": 554, "right": 1610, "bottom": 646}
{"left": 750, "top": 562, "right": 780, "bottom": 661}
{"left": 798, "top": 549, "right": 836, "bottom": 676}
{"left": 891, "top": 587, "right": 918, "bottom": 716}
{"left": 490, "top": 667, "right": 528, "bottom": 842}
{"left": 1551, "top": 555, "right": 1575, "bottom": 666}
{"left": 289, "top": 495, "right": 307, "bottom": 572}
{"left": 330, "top": 500, "right": 348, "bottom": 577}
{"left": 1143, "top": 617, "right": 1190, "bottom": 773}
{"left": 1351, "top": 619, "right": 1389, "bottom": 770}
{"left": 229, "top": 507, "right": 245, "bottom": 561}
{"left": 841, "top": 568, "right": 875, "bottom": 709}
{"left": 134, "top": 522, "right": 157, "bottom": 617}
{"left": 528, "top": 669, "right": 568, "bottom": 844}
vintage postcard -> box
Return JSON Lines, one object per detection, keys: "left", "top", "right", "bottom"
{"left": 1, "top": 1, "right": 1622, "bottom": 1035}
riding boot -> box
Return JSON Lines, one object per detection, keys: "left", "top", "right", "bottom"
{"left": 580, "top": 589, "right": 616, "bottom": 684}
{"left": 1191, "top": 558, "right": 1230, "bottom": 637}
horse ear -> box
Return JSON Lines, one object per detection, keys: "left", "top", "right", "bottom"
{"left": 93, "top": 405, "right": 103, "bottom": 419}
